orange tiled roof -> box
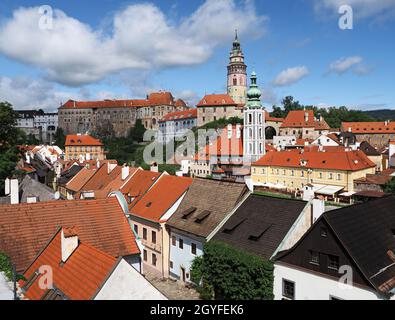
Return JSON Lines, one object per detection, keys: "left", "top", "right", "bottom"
{"left": 21, "top": 229, "right": 117, "bottom": 300}
{"left": 341, "top": 121, "right": 395, "bottom": 134}
{"left": 65, "top": 134, "right": 103, "bottom": 147}
{"left": 147, "top": 92, "right": 175, "bottom": 106}
{"left": 159, "top": 109, "right": 197, "bottom": 122}
{"left": 94, "top": 166, "right": 140, "bottom": 198}
{"left": 81, "top": 162, "right": 121, "bottom": 192}
{"left": 253, "top": 146, "right": 376, "bottom": 171}
{"left": 0, "top": 198, "right": 140, "bottom": 272}
{"left": 281, "top": 110, "right": 330, "bottom": 130}
{"left": 120, "top": 169, "right": 161, "bottom": 208}
{"left": 175, "top": 99, "right": 187, "bottom": 107}
{"left": 265, "top": 111, "right": 284, "bottom": 122}
{"left": 60, "top": 99, "right": 149, "bottom": 109}
{"left": 130, "top": 175, "right": 192, "bottom": 222}
{"left": 197, "top": 94, "right": 237, "bottom": 107}
{"left": 66, "top": 167, "right": 97, "bottom": 192}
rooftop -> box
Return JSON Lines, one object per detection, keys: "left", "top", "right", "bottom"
{"left": 342, "top": 121, "right": 395, "bottom": 134}
{"left": 166, "top": 179, "right": 248, "bottom": 238}
{"left": 0, "top": 197, "right": 139, "bottom": 272}
{"left": 281, "top": 110, "right": 330, "bottom": 130}
{"left": 159, "top": 109, "right": 197, "bottom": 122}
{"left": 65, "top": 134, "right": 103, "bottom": 147}
{"left": 197, "top": 94, "right": 237, "bottom": 107}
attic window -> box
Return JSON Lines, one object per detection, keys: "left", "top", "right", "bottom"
{"left": 22, "top": 271, "right": 39, "bottom": 291}
{"left": 181, "top": 207, "right": 197, "bottom": 219}
{"left": 194, "top": 210, "right": 211, "bottom": 224}
{"left": 146, "top": 202, "right": 152, "bottom": 208}
{"left": 223, "top": 218, "right": 246, "bottom": 234}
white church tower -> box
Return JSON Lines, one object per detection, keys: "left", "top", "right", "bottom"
{"left": 243, "top": 72, "right": 266, "bottom": 163}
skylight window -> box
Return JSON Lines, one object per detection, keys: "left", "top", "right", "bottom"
{"left": 146, "top": 202, "right": 152, "bottom": 208}
{"left": 194, "top": 210, "right": 211, "bottom": 224}
{"left": 223, "top": 218, "right": 246, "bottom": 234}
{"left": 181, "top": 207, "right": 197, "bottom": 219}
{"left": 248, "top": 224, "right": 273, "bottom": 241}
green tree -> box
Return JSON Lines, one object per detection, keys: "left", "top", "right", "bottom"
{"left": 383, "top": 177, "right": 395, "bottom": 194}
{"left": 26, "top": 133, "right": 40, "bottom": 145}
{"left": 54, "top": 128, "right": 66, "bottom": 148}
{"left": 193, "top": 241, "right": 274, "bottom": 300}
{"left": 129, "top": 119, "right": 146, "bottom": 143}
{"left": 0, "top": 102, "right": 25, "bottom": 196}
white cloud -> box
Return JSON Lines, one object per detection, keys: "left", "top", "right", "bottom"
{"left": 314, "top": 0, "right": 395, "bottom": 19}
{"left": 176, "top": 90, "right": 200, "bottom": 106}
{"left": 0, "top": 1, "right": 267, "bottom": 87}
{"left": 327, "top": 56, "right": 373, "bottom": 75}
{"left": 0, "top": 76, "right": 85, "bottom": 111}
{"left": 272, "top": 66, "right": 309, "bottom": 87}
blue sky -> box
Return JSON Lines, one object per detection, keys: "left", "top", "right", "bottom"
{"left": 0, "top": 0, "right": 394, "bottom": 111}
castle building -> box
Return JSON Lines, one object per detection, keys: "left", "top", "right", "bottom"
{"left": 227, "top": 30, "right": 247, "bottom": 105}
{"left": 243, "top": 72, "right": 266, "bottom": 163}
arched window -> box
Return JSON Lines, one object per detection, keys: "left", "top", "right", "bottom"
{"left": 248, "top": 114, "right": 252, "bottom": 124}
{"left": 233, "top": 78, "right": 237, "bottom": 86}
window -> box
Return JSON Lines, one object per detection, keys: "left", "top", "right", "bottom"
{"left": 328, "top": 255, "right": 339, "bottom": 270}
{"left": 170, "top": 261, "right": 174, "bottom": 269}
{"left": 172, "top": 236, "right": 176, "bottom": 246}
{"left": 310, "top": 251, "right": 319, "bottom": 265}
{"left": 329, "top": 173, "right": 333, "bottom": 180}
{"left": 179, "top": 238, "right": 184, "bottom": 249}
{"left": 152, "top": 231, "right": 157, "bottom": 244}
{"left": 337, "top": 174, "right": 341, "bottom": 181}
{"left": 143, "top": 228, "right": 147, "bottom": 240}
{"left": 282, "top": 279, "right": 295, "bottom": 300}
{"left": 152, "top": 253, "right": 157, "bottom": 267}
{"left": 191, "top": 243, "right": 197, "bottom": 255}
{"left": 134, "top": 224, "right": 138, "bottom": 234}
{"left": 143, "top": 249, "right": 147, "bottom": 261}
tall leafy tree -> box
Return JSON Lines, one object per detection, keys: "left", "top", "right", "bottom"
{"left": 383, "top": 177, "right": 395, "bottom": 194}
{"left": 54, "top": 128, "right": 66, "bottom": 148}
{"left": 0, "top": 102, "right": 25, "bottom": 195}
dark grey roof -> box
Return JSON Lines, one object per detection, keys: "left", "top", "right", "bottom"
{"left": 360, "top": 141, "right": 380, "bottom": 156}
{"left": 20, "top": 176, "right": 56, "bottom": 202}
{"left": 57, "top": 165, "right": 83, "bottom": 185}
{"left": 323, "top": 196, "right": 395, "bottom": 295}
{"left": 213, "top": 194, "right": 308, "bottom": 259}
{"left": 166, "top": 179, "right": 248, "bottom": 238}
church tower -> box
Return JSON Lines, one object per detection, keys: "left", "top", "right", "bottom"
{"left": 227, "top": 30, "right": 247, "bottom": 105}
{"left": 243, "top": 71, "right": 265, "bottom": 163}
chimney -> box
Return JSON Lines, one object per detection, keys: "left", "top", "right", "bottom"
{"left": 305, "top": 111, "right": 309, "bottom": 123}
{"left": 26, "top": 154, "right": 31, "bottom": 164}
{"left": 107, "top": 162, "right": 117, "bottom": 174}
{"left": 61, "top": 228, "right": 79, "bottom": 263}
{"left": 122, "top": 165, "right": 129, "bottom": 180}
{"left": 151, "top": 162, "right": 159, "bottom": 173}
{"left": 26, "top": 196, "right": 38, "bottom": 203}
{"left": 4, "top": 177, "right": 10, "bottom": 196}
{"left": 10, "top": 179, "right": 19, "bottom": 205}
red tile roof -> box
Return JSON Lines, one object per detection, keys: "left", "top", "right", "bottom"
{"left": 265, "top": 111, "right": 284, "bottom": 122}
{"left": 253, "top": 146, "right": 376, "bottom": 171}
{"left": 81, "top": 162, "right": 122, "bottom": 192}
{"left": 159, "top": 109, "right": 197, "bottom": 122}
{"left": 175, "top": 99, "right": 187, "bottom": 108}
{"left": 66, "top": 167, "right": 97, "bottom": 192}
{"left": 0, "top": 198, "right": 139, "bottom": 272}
{"left": 197, "top": 94, "right": 237, "bottom": 107}
{"left": 65, "top": 134, "right": 103, "bottom": 147}
{"left": 60, "top": 92, "right": 178, "bottom": 110}
{"left": 281, "top": 110, "right": 330, "bottom": 130}
{"left": 130, "top": 175, "right": 192, "bottom": 222}
{"left": 21, "top": 229, "right": 117, "bottom": 300}
{"left": 120, "top": 169, "right": 162, "bottom": 209}
{"left": 341, "top": 121, "right": 395, "bottom": 134}
{"left": 94, "top": 167, "right": 140, "bottom": 198}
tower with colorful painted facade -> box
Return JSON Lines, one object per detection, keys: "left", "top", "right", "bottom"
{"left": 227, "top": 30, "right": 247, "bottom": 105}
{"left": 243, "top": 72, "right": 266, "bottom": 163}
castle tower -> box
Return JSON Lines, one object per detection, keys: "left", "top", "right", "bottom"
{"left": 227, "top": 30, "right": 247, "bottom": 105}
{"left": 243, "top": 72, "right": 265, "bottom": 163}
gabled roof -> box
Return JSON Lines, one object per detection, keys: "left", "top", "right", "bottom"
{"left": 166, "top": 179, "right": 248, "bottom": 238}
{"left": 253, "top": 146, "right": 376, "bottom": 171}
{"left": 213, "top": 194, "right": 308, "bottom": 259}
{"left": 130, "top": 175, "right": 193, "bottom": 222}
{"left": 275, "top": 196, "right": 395, "bottom": 297}
{"left": 81, "top": 162, "right": 122, "bottom": 192}
{"left": 21, "top": 229, "right": 117, "bottom": 300}
{"left": 0, "top": 198, "right": 139, "bottom": 272}
{"left": 147, "top": 92, "right": 175, "bottom": 106}
{"left": 281, "top": 110, "right": 330, "bottom": 130}
{"left": 65, "top": 134, "right": 103, "bottom": 147}
{"left": 342, "top": 121, "right": 395, "bottom": 134}
{"left": 197, "top": 94, "right": 237, "bottom": 107}
{"left": 19, "top": 175, "right": 56, "bottom": 202}
{"left": 66, "top": 167, "right": 97, "bottom": 192}
{"left": 360, "top": 141, "right": 381, "bottom": 156}
{"left": 120, "top": 169, "right": 162, "bottom": 209}
{"left": 94, "top": 167, "right": 140, "bottom": 198}
{"left": 159, "top": 109, "right": 197, "bottom": 122}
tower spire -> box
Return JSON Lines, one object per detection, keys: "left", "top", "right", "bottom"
{"left": 235, "top": 29, "right": 238, "bottom": 41}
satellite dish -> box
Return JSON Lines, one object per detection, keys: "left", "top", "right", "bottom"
{"left": 54, "top": 191, "right": 60, "bottom": 200}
